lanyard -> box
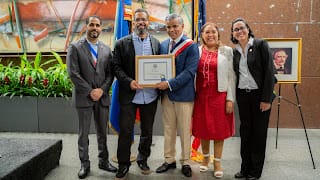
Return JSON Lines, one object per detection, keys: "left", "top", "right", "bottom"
{"left": 88, "top": 43, "right": 98, "bottom": 60}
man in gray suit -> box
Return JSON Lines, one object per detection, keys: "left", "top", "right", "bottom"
{"left": 67, "top": 15, "right": 117, "bottom": 179}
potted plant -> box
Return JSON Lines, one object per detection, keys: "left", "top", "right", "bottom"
{"left": 0, "top": 52, "right": 78, "bottom": 133}
{"left": 0, "top": 52, "right": 72, "bottom": 98}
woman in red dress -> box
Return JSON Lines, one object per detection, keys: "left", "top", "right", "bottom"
{"left": 192, "top": 22, "right": 235, "bottom": 178}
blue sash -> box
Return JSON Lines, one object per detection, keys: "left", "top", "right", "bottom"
{"left": 88, "top": 44, "right": 98, "bottom": 60}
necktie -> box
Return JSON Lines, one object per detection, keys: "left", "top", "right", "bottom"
{"left": 170, "top": 41, "right": 176, "bottom": 53}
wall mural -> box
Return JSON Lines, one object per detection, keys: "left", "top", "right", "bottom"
{"left": 0, "top": 0, "right": 192, "bottom": 53}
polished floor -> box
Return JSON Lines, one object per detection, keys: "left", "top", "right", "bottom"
{"left": 0, "top": 128, "right": 319, "bottom": 180}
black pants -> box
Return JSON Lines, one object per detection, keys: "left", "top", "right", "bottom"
{"left": 117, "top": 99, "right": 158, "bottom": 167}
{"left": 236, "top": 89, "right": 271, "bottom": 178}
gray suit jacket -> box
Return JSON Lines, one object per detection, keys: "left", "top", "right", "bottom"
{"left": 67, "top": 38, "right": 114, "bottom": 108}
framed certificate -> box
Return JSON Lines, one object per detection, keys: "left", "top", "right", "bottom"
{"left": 135, "top": 55, "right": 176, "bottom": 87}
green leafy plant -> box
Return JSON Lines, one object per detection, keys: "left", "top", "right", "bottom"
{"left": 0, "top": 52, "right": 72, "bottom": 98}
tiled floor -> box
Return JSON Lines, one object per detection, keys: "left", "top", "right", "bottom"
{"left": 0, "top": 128, "right": 319, "bottom": 180}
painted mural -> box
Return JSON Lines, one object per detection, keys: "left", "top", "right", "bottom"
{"left": 0, "top": 0, "right": 192, "bottom": 53}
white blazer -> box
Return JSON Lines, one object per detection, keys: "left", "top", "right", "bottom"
{"left": 198, "top": 45, "right": 236, "bottom": 102}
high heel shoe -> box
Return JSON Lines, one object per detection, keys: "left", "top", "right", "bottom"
{"left": 199, "top": 154, "right": 210, "bottom": 172}
{"left": 213, "top": 158, "right": 223, "bottom": 178}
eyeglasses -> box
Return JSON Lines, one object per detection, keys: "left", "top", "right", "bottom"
{"left": 233, "top": 26, "right": 247, "bottom": 32}
{"left": 135, "top": 18, "right": 148, "bottom": 22}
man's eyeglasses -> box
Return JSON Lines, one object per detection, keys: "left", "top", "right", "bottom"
{"left": 233, "top": 26, "right": 247, "bottom": 32}
{"left": 135, "top": 18, "right": 148, "bottom": 22}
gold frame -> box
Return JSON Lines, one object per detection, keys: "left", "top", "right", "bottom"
{"left": 135, "top": 54, "right": 176, "bottom": 87}
{"left": 265, "top": 38, "right": 302, "bottom": 84}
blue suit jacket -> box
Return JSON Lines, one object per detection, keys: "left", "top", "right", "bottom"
{"left": 160, "top": 35, "right": 199, "bottom": 102}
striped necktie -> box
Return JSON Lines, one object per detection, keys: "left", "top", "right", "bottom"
{"left": 170, "top": 40, "right": 176, "bottom": 53}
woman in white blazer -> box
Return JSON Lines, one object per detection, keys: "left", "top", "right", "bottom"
{"left": 192, "top": 22, "right": 236, "bottom": 178}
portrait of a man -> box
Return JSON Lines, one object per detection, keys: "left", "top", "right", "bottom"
{"left": 272, "top": 48, "right": 292, "bottom": 74}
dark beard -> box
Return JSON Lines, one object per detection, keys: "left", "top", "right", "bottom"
{"left": 89, "top": 31, "right": 99, "bottom": 39}
{"left": 135, "top": 27, "right": 147, "bottom": 36}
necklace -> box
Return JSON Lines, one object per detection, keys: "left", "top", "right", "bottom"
{"left": 202, "top": 49, "right": 213, "bottom": 82}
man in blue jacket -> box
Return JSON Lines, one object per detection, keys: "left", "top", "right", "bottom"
{"left": 155, "top": 13, "right": 199, "bottom": 177}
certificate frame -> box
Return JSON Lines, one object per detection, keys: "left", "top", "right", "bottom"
{"left": 265, "top": 38, "right": 302, "bottom": 84}
{"left": 135, "top": 55, "right": 176, "bottom": 87}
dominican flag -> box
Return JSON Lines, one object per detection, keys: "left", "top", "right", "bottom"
{"left": 109, "top": 0, "right": 132, "bottom": 134}
{"left": 191, "top": 0, "right": 206, "bottom": 160}
{"left": 194, "top": 0, "right": 206, "bottom": 43}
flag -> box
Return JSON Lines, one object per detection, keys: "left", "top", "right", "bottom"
{"left": 109, "top": 0, "right": 132, "bottom": 134}
{"left": 194, "top": 0, "right": 206, "bottom": 43}
{"left": 115, "top": 0, "right": 132, "bottom": 40}
{"left": 190, "top": 0, "right": 206, "bottom": 161}
{"left": 109, "top": 80, "right": 120, "bottom": 133}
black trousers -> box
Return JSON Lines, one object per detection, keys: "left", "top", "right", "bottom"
{"left": 236, "top": 89, "right": 271, "bottom": 178}
{"left": 117, "top": 99, "right": 158, "bottom": 167}
{"left": 77, "top": 102, "right": 109, "bottom": 168}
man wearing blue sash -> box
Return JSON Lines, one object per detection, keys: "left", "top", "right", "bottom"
{"left": 155, "top": 13, "right": 199, "bottom": 177}
{"left": 67, "top": 15, "right": 117, "bottom": 179}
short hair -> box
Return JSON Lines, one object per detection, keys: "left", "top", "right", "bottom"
{"left": 134, "top": 8, "right": 149, "bottom": 20}
{"left": 230, "top": 17, "right": 254, "bottom": 44}
{"left": 165, "top": 13, "right": 184, "bottom": 24}
{"left": 86, "top": 15, "right": 102, "bottom": 25}
{"left": 200, "top": 22, "right": 221, "bottom": 47}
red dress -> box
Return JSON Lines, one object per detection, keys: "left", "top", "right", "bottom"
{"left": 192, "top": 48, "right": 235, "bottom": 140}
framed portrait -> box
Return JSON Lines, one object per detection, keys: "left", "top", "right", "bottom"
{"left": 135, "top": 55, "right": 176, "bottom": 87}
{"left": 265, "top": 38, "right": 302, "bottom": 83}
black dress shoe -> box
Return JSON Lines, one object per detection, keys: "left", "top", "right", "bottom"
{"left": 246, "top": 175, "right": 259, "bottom": 180}
{"left": 116, "top": 165, "right": 129, "bottom": 178}
{"left": 156, "top": 162, "right": 176, "bottom": 173}
{"left": 78, "top": 166, "right": 90, "bottom": 179}
{"left": 235, "top": 171, "right": 247, "bottom": 178}
{"left": 181, "top": 165, "right": 192, "bottom": 177}
{"left": 137, "top": 160, "right": 151, "bottom": 174}
{"left": 99, "top": 161, "right": 117, "bottom": 173}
